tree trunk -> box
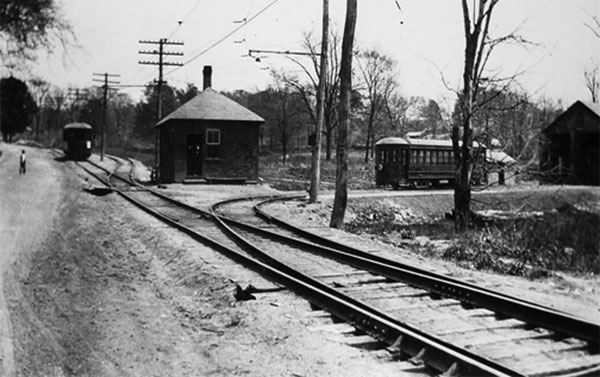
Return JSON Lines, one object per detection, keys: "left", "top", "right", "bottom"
{"left": 309, "top": 0, "right": 329, "bottom": 203}
{"left": 454, "top": 0, "right": 482, "bottom": 232}
{"left": 281, "top": 123, "right": 288, "bottom": 165}
{"left": 330, "top": 0, "right": 357, "bottom": 229}
{"left": 363, "top": 108, "right": 375, "bottom": 163}
{"left": 325, "top": 129, "right": 332, "bottom": 160}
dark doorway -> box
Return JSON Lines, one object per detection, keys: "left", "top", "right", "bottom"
{"left": 187, "top": 134, "right": 203, "bottom": 176}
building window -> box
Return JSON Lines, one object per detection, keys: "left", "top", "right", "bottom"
{"left": 206, "top": 128, "right": 221, "bottom": 159}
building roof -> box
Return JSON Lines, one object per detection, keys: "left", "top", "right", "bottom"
{"left": 156, "top": 88, "right": 264, "bottom": 126}
{"left": 544, "top": 100, "right": 600, "bottom": 134}
{"left": 582, "top": 101, "right": 600, "bottom": 117}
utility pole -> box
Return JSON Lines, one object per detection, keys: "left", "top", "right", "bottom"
{"left": 93, "top": 73, "right": 120, "bottom": 161}
{"left": 139, "top": 38, "right": 183, "bottom": 183}
{"left": 309, "top": 0, "right": 329, "bottom": 203}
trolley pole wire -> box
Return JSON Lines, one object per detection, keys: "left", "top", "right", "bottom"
{"left": 92, "top": 73, "right": 120, "bottom": 161}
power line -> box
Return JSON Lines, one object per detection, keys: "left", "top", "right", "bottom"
{"left": 167, "top": 0, "right": 205, "bottom": 39}
{"left": 164, "top": 0, "right": 280, "bottom": 77}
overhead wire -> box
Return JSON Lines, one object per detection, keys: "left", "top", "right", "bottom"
{"left": 122, "top": 0, "right": 280, "bottom": 92}
{"left": 167, "top": 0, "right": 205, "bottom": 39}
{"left": 164, "top": 0, "right": 280, "bottom": 77}
{"left": 121, "top": 0, "right": 205, "bottom": 87}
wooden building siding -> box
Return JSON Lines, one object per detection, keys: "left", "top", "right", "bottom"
{"left": 541, "top": 101, "right": 600, "bottom": 185}
{"left": 158, "top": 119, "right": 260, "bottom": 183}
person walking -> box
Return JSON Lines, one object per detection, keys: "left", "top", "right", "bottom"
{"left": 19, "top": 150, "right": 26, "bottom": 175}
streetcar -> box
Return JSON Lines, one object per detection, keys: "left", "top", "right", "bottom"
{"left": 63, "top": 122, "right": 93, "bottom": 160}
{"left": 374, "top": 137, "right": 487, "bottom": 189}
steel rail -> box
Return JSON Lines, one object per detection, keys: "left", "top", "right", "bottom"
{"left": 76, "top": 159, "right": 598, "bottom": 375}
{"left": 252, "top": 196, "right": 600, "bottom": 348}
{"left": 78, "top": 159, "right": 520, "bottom": 376}
{"left": 208, "top": 201, "right": 523, "bottom": 377}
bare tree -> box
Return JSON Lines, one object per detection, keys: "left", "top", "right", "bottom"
{"left": 44, "top": 86, "right": 67, "bottom": 147}
{"left": 28, "top": 77, "right": 51, "bottom": 139}
{"left": 330, "top": 0, "right": 357, "bottom": 229}
{"left": 282, "top": 32, "right": 342, "bottom": 161}
{"left": 453, "top": 0, "right": 534, "bottom": 230}
{"left": 453, "top": 0, "right": 501, "bottom": 231}
{"left": 584, "top": 13, "right": 600, "bottom": 38}
{"left": 111, "top": 92, "right": 136, "bottom": 147}
{"left": 356, "top": 49, "right": 399, "bottom": 163}
{"left": 584, "top": 58, "right": 599, "bottom": 103}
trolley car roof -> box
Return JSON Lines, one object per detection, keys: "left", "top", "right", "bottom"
{"left": 375, "top": 137, "right": 483, "bottom": 148}
{"left": 64, "top": 122, "right": 92, "bottom": 130}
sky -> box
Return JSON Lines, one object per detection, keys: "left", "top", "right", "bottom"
{"left": 9, "top": 0, "right": 600, "bottom": 112}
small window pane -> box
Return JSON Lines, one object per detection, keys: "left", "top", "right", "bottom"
{"left": 206, "top": 129, "right": 221, "bottom": 145}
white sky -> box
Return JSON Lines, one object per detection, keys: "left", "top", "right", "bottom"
{"left": 13, "top": 0, "right": 600, "bottom": 111}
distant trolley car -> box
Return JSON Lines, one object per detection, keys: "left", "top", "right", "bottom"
{"left": 374, "top": 137, "right": 487, "bottom": 189}
{"left": 63, "top": 122, "right": 92, "bottom": 160}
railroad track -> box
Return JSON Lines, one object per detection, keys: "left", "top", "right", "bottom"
{"left": 74, "top": 156, "right": 600, "bottom": 376}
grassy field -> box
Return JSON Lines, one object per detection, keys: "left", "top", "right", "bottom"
{"left": 258, "top": 150, "right": 375, "bottom": 191}
{"left": 344, "top": 189, "right": 600, "bottom": 277}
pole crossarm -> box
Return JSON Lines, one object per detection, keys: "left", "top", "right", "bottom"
{"left": 138, "top": 60, "right": 183, "bottom": 67}
{"left": 139, "top": 39, "right": 184, "bottom": 45}
{"left": 138, "top": 37, "right": 184, "bottom": 185}
{"left": 249, "top": 49, "right": 321, "bottom": 57}
{"left": 139, "top": 50, "right": 184, "bottom": 56}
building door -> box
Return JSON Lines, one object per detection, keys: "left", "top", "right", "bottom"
{"left": 186, "top": 134, "right": 203, "bottom": 176}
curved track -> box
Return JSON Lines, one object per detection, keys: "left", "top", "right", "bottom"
{"left": 75, "top": 156, "right": 600, "bottom": 377}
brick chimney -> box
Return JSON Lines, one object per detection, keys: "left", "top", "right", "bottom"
{"left": 203, "top": 65, "right": 212, "bottom": 90}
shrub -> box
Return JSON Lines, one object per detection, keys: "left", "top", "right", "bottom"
{"left": 444, "top": 205, "right": 600, "bottom": 276}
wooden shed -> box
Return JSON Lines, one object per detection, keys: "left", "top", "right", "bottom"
{"left": 156, "top": 66, "right": 264, "bottom": 184}
{"left": 540, "top": 101, "right": 600, "bottom": 185}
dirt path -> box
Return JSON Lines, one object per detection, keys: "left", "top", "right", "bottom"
{"left": 0, "top": 143, "right": 64, "bottom": 376}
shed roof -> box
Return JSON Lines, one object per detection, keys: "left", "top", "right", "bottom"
{"left": 583, "top": 101, "right": 600, "bottom": 117}
{"left": 543, "top": 100, "right": 600, "bottom": 134}
{"left": 156, "top": 88, "right": 264, "bottom": 126}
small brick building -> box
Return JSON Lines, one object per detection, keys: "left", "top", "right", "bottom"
{"left": 156, "top": 66, "right": 264, "bottom": 183}
{"left": 540, "top": 100, "right": 600, "bottom": 185}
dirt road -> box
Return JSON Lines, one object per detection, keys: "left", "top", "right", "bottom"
{"left": 0, "top": 143, "right": 64, "bottom": 376}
